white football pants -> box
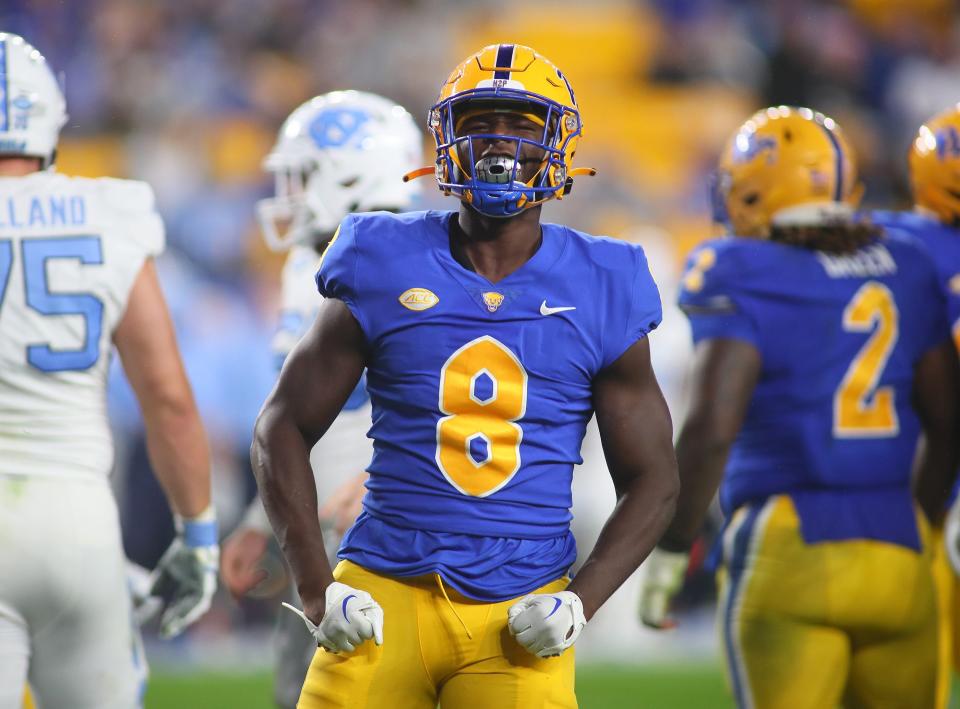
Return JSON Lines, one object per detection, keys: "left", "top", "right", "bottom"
{"left": 0, "top": 474, "right": 146, "bottom": 709}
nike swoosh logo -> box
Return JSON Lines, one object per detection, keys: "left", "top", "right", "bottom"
{"left": 341, "top": 594, "right": 357, "bottom": 620}
{"left": 540, "top": 300, "right": 576, "bottom": 316}
{"left": 546, "top": 597, "right": 563, "bottom": 618}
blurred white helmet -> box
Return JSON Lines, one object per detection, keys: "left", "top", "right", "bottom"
{"left": 257, "top": 90, "right": 423, "bottom": 251}
{"left": 0, "top": 33, "right": 67, "bottom": 166}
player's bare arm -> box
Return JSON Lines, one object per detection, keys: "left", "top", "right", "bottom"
{"left": 637, "top": 337, "right": 759, "bottom": 630}
{"left": 658, "top": 338, "right": 761, "bottom": 552}
{"left": 251, "top": 297, "right": 367, "bottom": 621}
{"left": 114, "top": 259, "right": 211, "bottom": 517}
{"left": 912, "top": 339, "right": 960, "bottom": 525}
{"left": 114, "top": 258, "right": 219, "bottom": 637}
{"left": 564, "top": 337, "right": 679, "bottom": 620}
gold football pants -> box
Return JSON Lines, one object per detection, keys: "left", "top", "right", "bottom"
{"left": 718, "top": 496, "right": 937, "bottom": 709}
{"left": 298, "top": 560, "right": 576, "bottom": 709}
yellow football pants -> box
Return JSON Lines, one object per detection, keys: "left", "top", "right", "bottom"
{"left": 298, "top": 560, "right": 576, "bottom": 709}
{"left": 718, "top": 496, "right": 937, "bottom": 709}
{"left": 930, "top": 526, "right": 958, "bottom": 709}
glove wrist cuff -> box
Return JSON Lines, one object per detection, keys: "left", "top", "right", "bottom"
{"left": 562, "top": 591, "right": 587, "bottom": 627}
{"left": 176, "top": 504, "right": 218, "bottom": 548}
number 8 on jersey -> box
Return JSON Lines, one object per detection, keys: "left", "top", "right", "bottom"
{"left": 436, "top": 336, "right": 528, "bottom": 497}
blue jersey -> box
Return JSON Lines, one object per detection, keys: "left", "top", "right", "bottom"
{"left": 317, "top": 210, "right": 662, "bottom": 600}
{"left": 871, "top": 210, "right": 960, "bottom": 509}
{"left": 871, "top": 210, "right": 960, "bottom": 344}
{"left": 679, "top": 235, "right": 947, "bottom": 549}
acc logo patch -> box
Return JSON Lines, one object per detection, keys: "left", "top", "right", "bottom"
{"left": 482, "top": 291, "right": 505, "bottom": 312}
{"left": 399, "top": 287, "right": 439, "bottom": 311}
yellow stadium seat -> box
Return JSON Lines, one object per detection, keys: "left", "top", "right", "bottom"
{"left": 57, "top": 136, "right": 127, "bottom": 178}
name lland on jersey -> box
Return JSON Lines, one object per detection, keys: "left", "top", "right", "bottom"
{"left": 817, "top": 243, "right": 896, "bottom": 279}
{"left": 0, "top": 194, "right": 87, "bottom": 229}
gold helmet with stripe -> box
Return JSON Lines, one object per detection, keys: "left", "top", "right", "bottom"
{"left": 909, "top": 105, "right": 960, "bottom": 226}
{"left": 715, "top": 106, "right": 862, "bottom": 237}
{"left": 408, "top": 44, "right": 594, "bottom": 218}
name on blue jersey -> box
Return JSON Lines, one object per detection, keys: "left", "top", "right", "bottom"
{"left": 0, "top": 195, "right": 86, "bottom": 230}
{"left": 817, "top": 243, "right": 896, "bottom": 279}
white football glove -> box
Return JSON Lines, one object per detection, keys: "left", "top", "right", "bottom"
{"left": 637, "top": 547, "right": 689, "bottom": 630}
{"left": 507, "top": 590, "right": 586, "bottom": 658}
{"left": 149, "top": 507, "right": 219, "bottom": 638}
{"left": 945, "top": 497, "right": 960, "bottom": 575}
{"left": 283, "top": 581, "right": 384, "bottom": 653}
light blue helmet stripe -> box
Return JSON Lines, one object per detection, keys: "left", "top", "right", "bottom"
{"left": 0, "top": 38, "right": 8, "bottom": 132}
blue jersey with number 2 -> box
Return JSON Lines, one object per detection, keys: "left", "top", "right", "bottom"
{"left": 679, "top": 234, "right": 947, "bottom": 549}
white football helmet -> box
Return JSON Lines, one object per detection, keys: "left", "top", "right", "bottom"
{"left": 257, "top": 90, "right": 423, "bottom": 251}
{"left": 0, "top": 33, "right": 67, "bottom": 167}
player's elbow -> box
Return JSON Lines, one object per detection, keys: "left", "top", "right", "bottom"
{"left": 660, "top": 461, "right": 681, "bottom": 514}
{"left": 620, "top": 452, "right": 680, "bottom": 511}
{"left": 250, "top": 406, "right": 274, "bottom": 481}
{"left": 131, "top": 364, "right": 200, "bottom": 423}
{"left": 140, "top": 383, "right": 203, "bottom": 440}
{"left": 679, "top": 405, "right": 739, "bottom": 454}
{"left": 250, "top": 398, "right": 291, "bottom": 485}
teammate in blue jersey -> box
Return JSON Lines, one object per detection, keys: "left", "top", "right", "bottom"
{"left": 871, "top": 104, "right": 960, "bottom": 709}
{"left": 637, "top": 106, "right": 960, "bottom": 709}
{"left": 251, "top": 44, "right": 679, "bottom": 708}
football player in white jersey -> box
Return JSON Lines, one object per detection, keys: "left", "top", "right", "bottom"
{"left": 0, "top": 33, "right": 218, "bottom": 709}
{"left": 219, "top": 90, "right": 421, "bottom": 708}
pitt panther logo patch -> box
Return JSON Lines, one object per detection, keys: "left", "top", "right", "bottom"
{"left": 481, "top": 292, "right": 505, "bottom": 312}
{"left": 399, "top": 288, "right": 439, "bottom": 311}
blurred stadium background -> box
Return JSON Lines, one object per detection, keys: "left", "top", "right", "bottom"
{"left": 3, "top": 0, "right": 959, "bottom": 706}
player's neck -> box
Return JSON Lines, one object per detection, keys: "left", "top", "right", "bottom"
{"left": 451, "top": 204, "right": 543, "bottom": 283}
{"left": 0, "top": 156, "right": 43, "bottom": 176}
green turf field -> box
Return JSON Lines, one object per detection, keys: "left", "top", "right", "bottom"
{"left": 146, "top": 663, "right": 734, "bottom": 708}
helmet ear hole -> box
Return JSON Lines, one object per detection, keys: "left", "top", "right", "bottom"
{"left": 562, "top": 176, "right": 574, "bottom": 196}
{"left": 743, "top": 192, "right": 760, "bottom": 206}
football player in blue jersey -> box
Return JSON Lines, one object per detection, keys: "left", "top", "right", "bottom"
{"left": 871, "top": 104, "right": 960, "bottom": 709}
{"left": 637, "top": 106, "right": 960, "bottom": 709}
{"left": 251, "top": 44, "right": 679, "bottom": 708}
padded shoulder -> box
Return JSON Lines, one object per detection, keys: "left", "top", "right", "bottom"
{"left": 678, "top": 237, "right": 764, "bottom": 310}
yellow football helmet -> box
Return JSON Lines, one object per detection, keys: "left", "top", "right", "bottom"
{"left": 715, "top": 106, "right": 862, "bottom": 237}
{"left": 412, "top": 44, "right": 594, "bottom": 218}
{"left": 909, "top": 105, "right": 960, "bottom": 226}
